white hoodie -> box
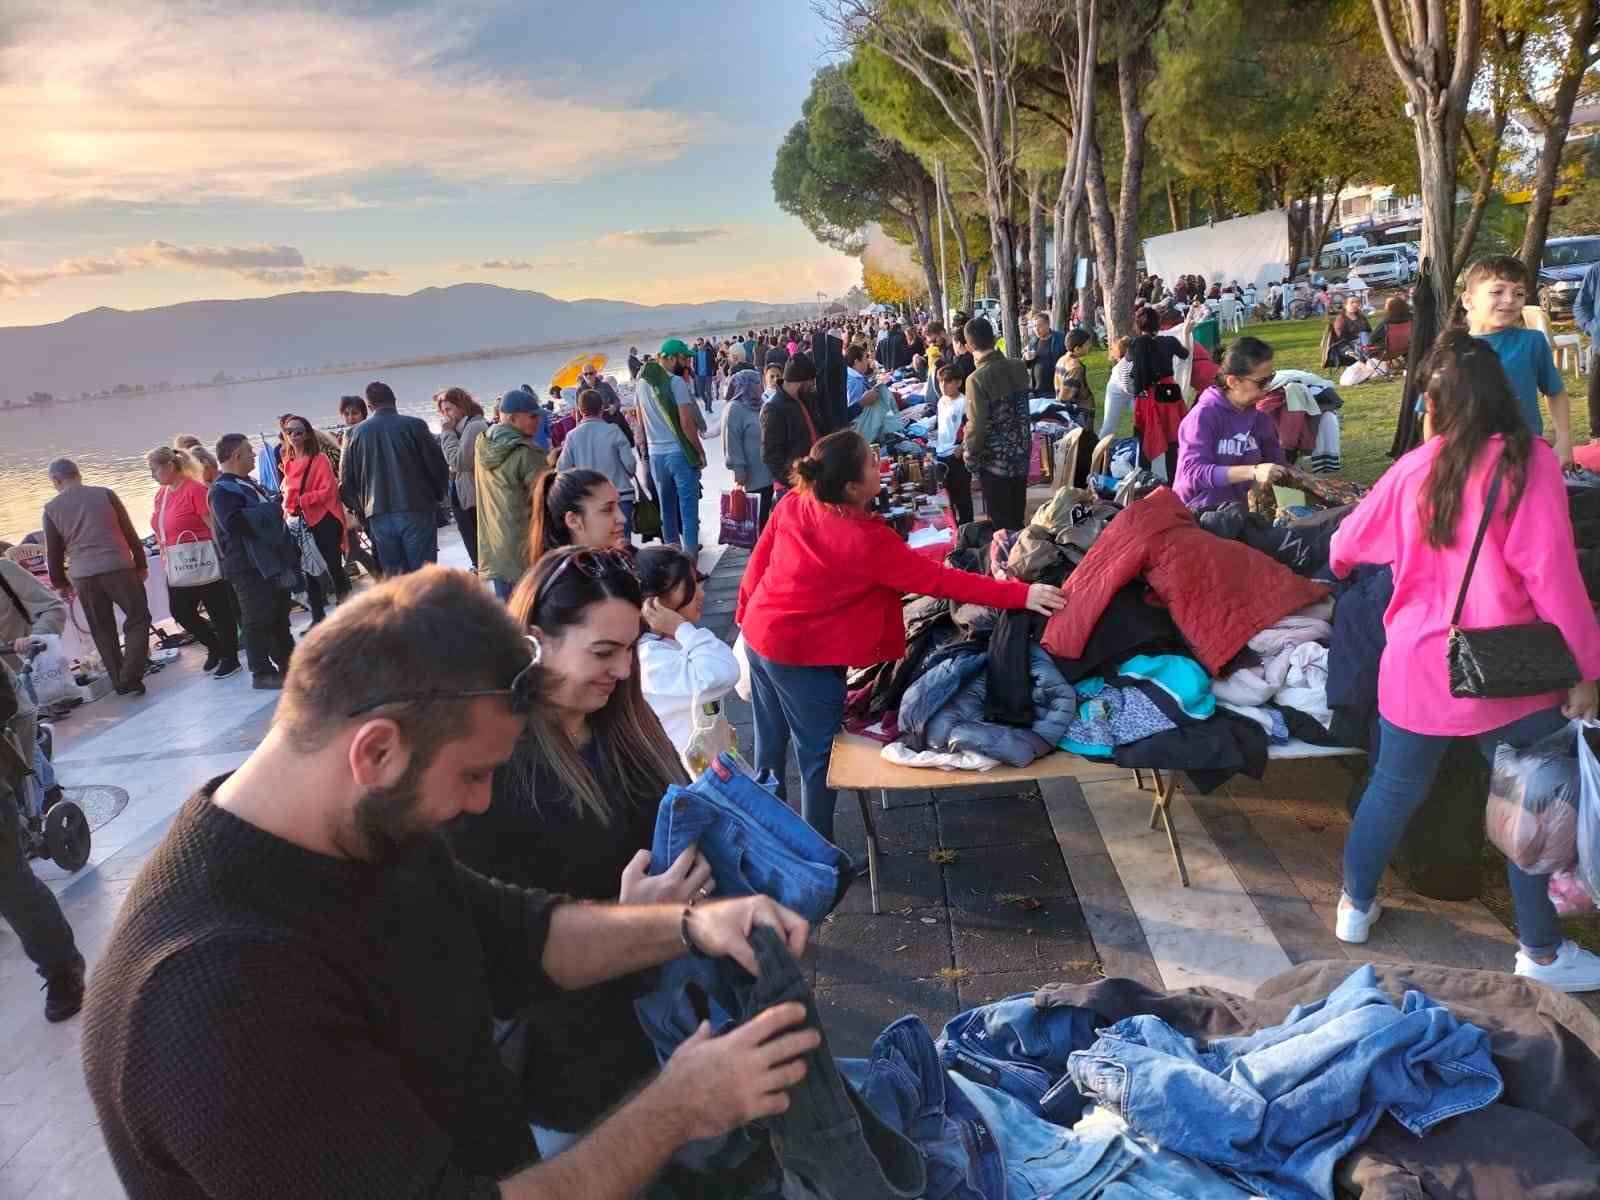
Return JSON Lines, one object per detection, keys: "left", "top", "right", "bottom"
{"left": 638, "top": 623, "right": 741, "bottom": 752}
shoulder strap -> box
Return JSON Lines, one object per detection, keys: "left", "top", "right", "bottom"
{"left": 1450, "top": 456, "right": 1506, "bottom": 628}
{"left": 0, "top": 566, "right": 32, "bottom": 625}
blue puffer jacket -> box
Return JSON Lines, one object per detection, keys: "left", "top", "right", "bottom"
{"left": 898, "top": 645, "right": 988, "bottom": 750}
{"left": 924, "top": 647, "right": 1076, "bottom": 768}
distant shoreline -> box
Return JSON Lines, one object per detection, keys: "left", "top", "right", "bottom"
{"left": 6, "top": 316, "right": 806, "bottom": 409}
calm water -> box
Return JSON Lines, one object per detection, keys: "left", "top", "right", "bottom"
{"left": 0, "top": 337, "right": 663, "bottom": 541}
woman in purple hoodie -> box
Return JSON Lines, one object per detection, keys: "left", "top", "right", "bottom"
{"left": 1174, "top": 336, "right": 1288, "bottom": 510}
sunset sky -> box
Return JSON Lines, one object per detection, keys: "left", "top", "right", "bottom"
{"left": 0, "top": 0, "right": 862, "bottom": 327}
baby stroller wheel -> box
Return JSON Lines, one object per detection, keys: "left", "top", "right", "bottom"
{"left": 44, "top": 801, "right": 90, "bottom": 872}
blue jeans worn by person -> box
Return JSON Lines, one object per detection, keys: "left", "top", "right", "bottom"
{"left": 635, "top": 751, "right": 849, "bottom": 1063}
{"left": 491, "top": 578, "right": 514, "bottom": 602}
{"left": 650, "top": 449, "right": 703, "bottom": 554}
{"left": 619, "top": 498, "right": 635, "bottom": 542}
{"left": 746, "top": 644, "right": 847, "bottom": 840}
{"left": 1065, "top": 964, "right": 1503, "bottom": 1200}
{"left": 1344, "top": 706, "right": 1568, "bottom": 957}
{"left": 366, "top": 509, "right": 438, "bottom": 574}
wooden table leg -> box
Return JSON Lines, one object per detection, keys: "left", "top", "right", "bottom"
{"left": 1146, "top": 770, "right": 1190, "bottom": 888}
{"left": 1133, "top": 769, "right": 1148, "bottom": 791}
{"left": 856, "top": 789, "right": 881, "bottom": 915}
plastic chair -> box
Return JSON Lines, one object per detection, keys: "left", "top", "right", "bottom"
{"left": 1383, "top": 321, "right": 1412, "bottom": 372}
{"left": 1524, "top": 305, "right": 1586, "bottom": 375}
{"left": 1216, "top": 294, "right": 1241, "bottom": 333}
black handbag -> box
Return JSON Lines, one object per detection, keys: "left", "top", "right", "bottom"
{"left": 1446, "top": 458, "right": 1580, "bottom": 699}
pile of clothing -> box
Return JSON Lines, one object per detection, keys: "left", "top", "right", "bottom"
{"left": 1256, "top": 368, "right": 1345, "bottom": 473}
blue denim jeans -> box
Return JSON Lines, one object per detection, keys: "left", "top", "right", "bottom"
{"left": 650, "top": 450, "right": 703, "bottom": 554}
{"left": 746, "top": 644, "right": 847, "bottom": 840}
{"left": 635, "top": 752, "right": 849, "bottom": 1064}
{"left": 620, "top": 498, "right": 635, "bottom": 542}
{"left": 840, "top": 1016, "right": 1006, "bottom": 1200}
{"left": 491, "top": 578, "right": 514, "bottom": 602}
{"left": 937, "top": 993, "right": 1102, "bottom": 1126}
{"left": 367, "top": 510, "right": 438, "bottom": 574}
{"left": 1344, "top": 706, "right": 1568, "bottom": 957}
{"left": 1065, "top": 963, "right": 1503, "bottom": 1200}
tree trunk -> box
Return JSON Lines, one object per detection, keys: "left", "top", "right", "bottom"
{"left": 1454, "top": 106, "right": 1508, "bottom": 276}
{"left": 1076, "top": 204, "right": 1098, "bottom": 335}
{"left": 1308, "top": 179, "right": 1346, "bottom": 269}
{"left": 938, "top": 162, "right": 977, "bottom": 312}
{"left": 1167, "top": 178, "right": 1183, "bottom": 232}
{"left": 1102, "top": 46, "right": 1151, "bottom": 347}
{"left": 911, "top": 177, "right": 945, "bottom": 323}
{"left": 1028, "top": 175, "right": 1048, "bottom": 314}
{"left": 1085, "top": 132, "right": 1123, "bottom": 343}
{"left": 1188, "top": 188, "right": 1202, "bottom": 227}
{"left": 1518, "top": 6, "right": 1600, "bottom": 278}
{"left": 1211, "top": 183, "right": 1225, "bottom": 223}
{"left": 1417, "top": 117, "right": 1459, "bottom": 308}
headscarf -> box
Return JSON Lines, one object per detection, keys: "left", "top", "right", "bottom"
{"left": 725, "top": 367, "right": 763, "bottom": 413}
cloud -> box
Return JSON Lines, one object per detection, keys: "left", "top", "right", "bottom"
{"left": 475, "top": 260, "right": 540, "bottom": 272}
{"left": 0, "top": 1, "right": 705, "bottom": 209}
{"left": 599, "top": 228, "right": 732, "bottom": 248}
{"left": 0, "top": 240, "right": 386, "bottom": 297}
{"left": 567, "top": 254, "right": 862, "bottom": 308}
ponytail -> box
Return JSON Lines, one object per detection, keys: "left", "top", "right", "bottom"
{"left": 527, "top": 468, "right": 610, "bottom": 560}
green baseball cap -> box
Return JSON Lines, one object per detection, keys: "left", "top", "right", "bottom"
{"left": 659, "top": 337, "right": 691, "bottom": 358}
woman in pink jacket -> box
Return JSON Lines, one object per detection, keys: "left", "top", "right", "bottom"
{"left": 1328, "top": 330, "right": 1600, "bottom": 990}
{"left": 279, "top": 415, "right": 348, "bottom": 623}
{"left": 147, "top": 446, "right": 240, "bottom": 678}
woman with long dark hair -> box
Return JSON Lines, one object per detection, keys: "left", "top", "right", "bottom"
{"left": 1128, "top": 304, "right": 1191, "bottom": 481}
{"left": 279, "top": 414, "right": 348, "bottom": 622}
{"left": 737, "top": 430, "right": 1065, "bottom": 839}
{"left": 1328, "top": 329, "right": 1600, "bottom": 990}
{"left": 445, "top": 546, "right": 707, "bottom": 1152}
{"left": 526, "top": 469, "right": 628, "bottom": 562}
{"left": 436, "top": 387, "right": 488, "bottom": 570}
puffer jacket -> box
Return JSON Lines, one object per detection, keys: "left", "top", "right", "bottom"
{"left": 1041, "top": 487, "right": 1327, "bottom": 674}
{"left": 898, "top": 645, "right": 988, "bottom": 749}
{"left": 909, "top": 646, "right": 1075, "bottom": 767}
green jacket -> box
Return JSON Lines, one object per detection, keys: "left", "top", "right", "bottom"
{"left": 474, "top": 423, "right": 548, "bottom": 584}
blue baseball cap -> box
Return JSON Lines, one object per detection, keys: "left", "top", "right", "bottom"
{"left": 499, "top": 388, "right": 539, "bottom": 415}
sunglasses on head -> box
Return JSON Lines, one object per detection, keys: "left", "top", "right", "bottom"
{"left": 345, "top": 635, "right": 543, "bottom": 718}
{"left": 533, "top": 546, "right": 635, "bottom": 612}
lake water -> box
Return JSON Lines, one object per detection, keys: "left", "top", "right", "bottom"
{"left": 0, "top": 335, "right": 673, "bottom": 541}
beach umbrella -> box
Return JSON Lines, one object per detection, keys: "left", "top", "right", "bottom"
{"left": 550, "top": 352, "right": 608, "bottom": 391}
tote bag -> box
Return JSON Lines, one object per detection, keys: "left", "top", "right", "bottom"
{"left": 156, "top": 489, "right": 221, "bottom": 587}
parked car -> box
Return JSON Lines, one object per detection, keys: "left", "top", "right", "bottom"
{"left": 1539, "top": 235, "right": 1600, "bottom": 317}
{"left": 1346, "top": 246, "right": 1414, "bottom": 289}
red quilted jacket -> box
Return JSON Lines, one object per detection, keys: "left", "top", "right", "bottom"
{"left": 1040, "top": 487, "right": 1328, "bottom": 674}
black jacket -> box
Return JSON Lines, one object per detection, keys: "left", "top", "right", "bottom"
{"left": 338, "top": 407, "right": 449, "bottom": 520}
{"left": 761, "top": 391, "right": 823, "bottom": 487}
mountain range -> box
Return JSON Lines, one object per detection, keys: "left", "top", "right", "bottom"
{"left": 0, "top": 284, "right": 804, "bottom": 402}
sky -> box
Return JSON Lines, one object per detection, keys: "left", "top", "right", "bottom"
{"left": 0, "top": 0, "right": 862, "bottom": 328}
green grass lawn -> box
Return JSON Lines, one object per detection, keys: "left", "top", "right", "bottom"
{"left": 1078, "top": 317, "right": 1593, "bottom": 485}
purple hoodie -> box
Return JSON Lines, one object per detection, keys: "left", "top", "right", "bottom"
{"left": 1174, "top": 385, "right": 1284, "bottom": 510}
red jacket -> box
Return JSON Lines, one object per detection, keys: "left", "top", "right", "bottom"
{"left": 281, "top": 452, "right": 344, "bottom": 534}
{"left": 1040, "top": 487, "right": 1327, "bottom": 674}
{"left": 737, "top": 493, "right": 1031, "bottom": 668}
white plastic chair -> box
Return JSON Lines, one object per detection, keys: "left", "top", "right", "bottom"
{"left": 1524, "top": 305, "right": 1586, "bottom": 375}
{"left": 1217, "top": 294, "right": 1242, "bottom": 333}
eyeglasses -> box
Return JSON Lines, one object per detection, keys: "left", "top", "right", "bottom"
{"left": 534, "top": 547, "right": 636, "bottom": 613}
{"left": 345, "top": 635, "right": 543, "bottom": 718}
{"left": 287, "top": 426, "right": 311, "bottom": 437}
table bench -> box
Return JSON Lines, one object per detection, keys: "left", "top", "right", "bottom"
{"left": 827, "top": 732, "right": 1364, "bottom": 913}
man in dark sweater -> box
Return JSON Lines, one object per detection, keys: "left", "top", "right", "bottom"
{"left": 82, "top": 566, "right": 817, "bottom": 1199}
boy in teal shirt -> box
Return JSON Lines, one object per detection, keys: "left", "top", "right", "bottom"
{"left": 1460, "top": 255, "right": 1573, "bottom": 466}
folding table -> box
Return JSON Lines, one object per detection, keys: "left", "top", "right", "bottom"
{"left": 826, "top": 732, "right": 1364, "bottom": 913}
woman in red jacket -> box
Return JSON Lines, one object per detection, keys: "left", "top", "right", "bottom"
{"left": 147, "top": 446, "right": 240, "bottom": 677}
{"left": 279, "top": 415, "right": 349, "bottom": 622}
{"left": 737, "top": 430, "right": 1064, "bottom": 839}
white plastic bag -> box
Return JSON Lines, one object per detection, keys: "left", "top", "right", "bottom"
{"left": 681, "top": 697, "right": 736, "bottom": 777}
{"left": 1574, "top": 721, "right": 1600, "bottom": 902}
{"left": 732, "top": 632, "right": 752, "bottom": 703}
{"left": 26, "top": 634, "right": 76, "bottom": 706}
{"left": 1486, "top": 722, "right": 1580, "bottom": 875}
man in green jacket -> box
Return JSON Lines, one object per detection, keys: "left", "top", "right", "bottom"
{"left": 962, "top": 317, "right": 1033, "bottom": 530}
{"left": 475, "top": 390, "right": 548, "bottom": 600}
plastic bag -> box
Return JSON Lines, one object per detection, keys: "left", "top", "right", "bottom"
{"left": 719, "top": 488, "right": 761, "bottom": 549}
{"left": 1487, "top": 722, "right": 1580, "bottom": 875}
{"left": 25, "top": 635, "right": 76, "bottom": 707}
{"left": 1575, "top": 722, "right": 1600, "bottom": 902}
{"left": 681, "top": 698, "right": 736, "bottom": 777}
{"left": 732, "top": 632, "right": 752, "bottom": 703}
{"left": 1549, "top": 867, "right": 1598, "bottom": 917}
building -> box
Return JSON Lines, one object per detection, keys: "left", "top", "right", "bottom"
{"left": 1336, "top": 185, "right": 1423, "bottom": 229}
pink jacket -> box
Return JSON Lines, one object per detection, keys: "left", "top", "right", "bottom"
{"left": 1328, "top": 434, "right": 1600, "bottom": 735}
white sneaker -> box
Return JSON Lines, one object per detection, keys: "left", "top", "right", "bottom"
{"left": 1514, "top": 940, "right": 1600, "bottom": 993}
{"left": 1336, "top": 893, "right": 1382, "bottom": 944}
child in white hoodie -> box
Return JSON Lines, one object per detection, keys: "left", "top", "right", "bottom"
{"left": 636, "top": 546, "right": 741, "bottom": 760}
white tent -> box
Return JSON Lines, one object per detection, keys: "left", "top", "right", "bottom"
{"left": 1143, "top": 210, "right": 1290, "bottom": 292}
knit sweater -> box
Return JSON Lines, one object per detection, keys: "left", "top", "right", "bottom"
{"left": 82, "top": 781, "right": 560, "bottom": 1198}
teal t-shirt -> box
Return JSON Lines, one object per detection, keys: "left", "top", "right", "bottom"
{"left": 1477, "top": 327, "right": 1563, "bottom": 435}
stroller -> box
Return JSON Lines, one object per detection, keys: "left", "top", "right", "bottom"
{"left": 8, "top": 645, "right": 90, "bottom": 873}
